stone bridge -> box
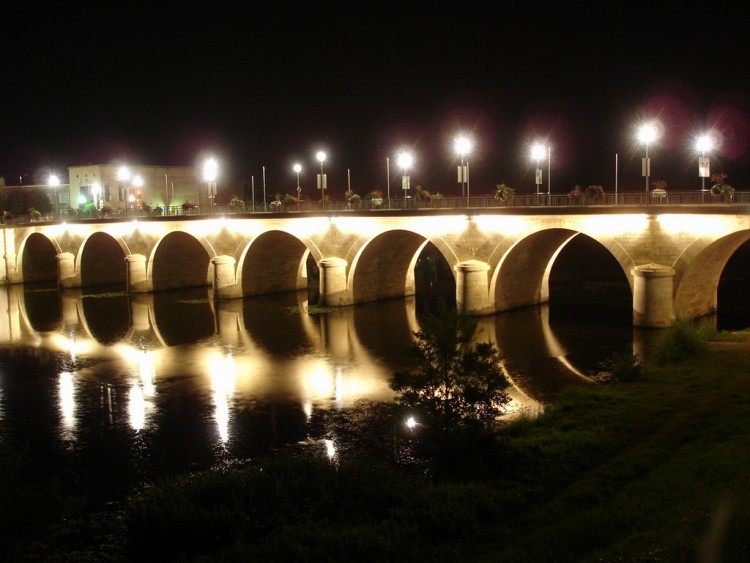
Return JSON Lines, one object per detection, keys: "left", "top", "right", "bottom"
{"left": 2, "top": 205, "right": 748, "bottom": 328}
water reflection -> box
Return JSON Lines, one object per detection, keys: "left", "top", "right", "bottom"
{"left": 0, "top": 283, "right": 657, "bottom": 503}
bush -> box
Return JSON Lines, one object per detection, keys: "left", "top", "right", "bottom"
{"left": 390, "top": 299, "right": 511, "bottom": 442}
{"left": 610, "top": 349, "right": 642, "bottom": 382}
{"left": 650, "top": 318, "right": 709, "bottom": 367}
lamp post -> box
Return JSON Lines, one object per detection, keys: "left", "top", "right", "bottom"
{"left": 530, "top": 143, "right": 547, "bottom": 204}
{"left": 316, "top": 151, "right": 327, "bottom": 207}
{"left": 637, "top": 122, "right": 657, "bottom": 194}
{"left": 48, "top": 173, "right": 60, "bottom": 218}
{"left": 91, "top": 182, "right": 101, "bottom": 213}
{"left": 203, "top": 157, "right": 218, "bottom": 214}
{"left": 397, "top": 152, "right": 413, "bottom": 207}
{"left": 695, "top": 134, "right": 713, "bottom": 199}
{"left": 454, "top": 136, "right": 471, "bottom": 204}
{"left": 293, "top": 163, "right": 302, "bottom": 207}
{"left": 132, "top": 175, "right": 144, "bottom": 212}
{"left": 117, "top": 165, "right": 131, "bottom": 213}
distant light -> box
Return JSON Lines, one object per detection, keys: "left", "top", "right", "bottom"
{"left": 293, "top": 163, "right": 302, "bottom": 174}
{"left": 637, "top": 122, "right": 658, "bottom": 145}
{"left": 695, "top": 134, "right": 714, "bottom": 154}
{"left": 203, "top": 157, "right": 219, "bottom": 182}
{"left": 117, "top": 165, "right": 131, "bottom": 182}
{"left": 530, "top": 143, "right": 547, "bottom": 161}
{"left": 406, "top": 416, "right": 416, "bottom": 429}
{"left": 454, "top": 136, "right": 472, "bottom": 157}
{"left": 397, "top": 152, "right": 413, "bottom": 171}
{"left": 132, "top": 175, "right": 144, "bottom": 188}
{"left": 316, "top": 151, "right": 327, "bottom": 164}
{"left": 48, "top": 174, "right": 60, "bottom": 187}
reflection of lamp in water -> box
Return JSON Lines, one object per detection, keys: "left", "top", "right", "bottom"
{"left": 58, "top": 371, "right": 76, "bottom": 438}
{"left": 324, "top": 438, "right": 336, "bottom": 459}
{"left": 210, "top": 352, "right": 236, "bottom": 443}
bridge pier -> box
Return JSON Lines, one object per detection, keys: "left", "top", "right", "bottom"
{"left": 212, "top": 255, "right": 240, "bottom": 299}
{"left": 56, "top": 252, "right": 80, "bottom": 289}
{"left": 319, "top": 257, "right": 350, "bottom": 307}
{"left": 125, "top": 254, "right": 151, "bottom": 293}
{"left": 455, "top": 260, "right": 492, "bottom": 316}
{"left": 632, "top": 263, "right": 676, "bottom": 328}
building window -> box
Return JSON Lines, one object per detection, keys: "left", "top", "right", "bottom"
{"left": 59, "top": 192, "right": 70, "bottom": 204}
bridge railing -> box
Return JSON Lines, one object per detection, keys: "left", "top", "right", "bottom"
{"left": 3, "top": 191, "right": 747, "bottom": 225}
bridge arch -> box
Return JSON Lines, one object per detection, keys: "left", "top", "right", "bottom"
{"left": 489, "top": 228, "right": 634, "bottom": 315}
{"left": 238, "top": 230, "right": 310, "bottom": 296}
{"left": 150, "top": 231, "right": 215, "bottom": 291}
{"left": 19, "top": 232, "right": 60, "bottom": 283}
{"left": 674, "top": 230, "right": 750, "bottom": 320}
{"left": 80, "top": 231, "right": 129, "bottom": 288}
{"left": 348, "top": 229, "right": 458, "bottom": 305}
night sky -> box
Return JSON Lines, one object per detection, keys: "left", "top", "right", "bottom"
{"left": 2, "top": 4, "right": 748, "bottom": 200}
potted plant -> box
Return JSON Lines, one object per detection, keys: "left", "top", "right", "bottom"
{"left": 494, "top": 183, "right": 515, "bottom": 203}
{"left": 650, "top": 180, "right": 667, "bottom": 201}
{"left": 370, "top": 190, "right": 383, "bottom": 207}
{"left": 567, "top": 185, "right": 583, "bottom": 202}
{"left": 710, "top": 173, "right": 735, "bottom": 201}
{"left": 182, "top": 201, "right": 197, "bottom": 213}
{"left": 584, "top": 184, "right": 605, "bottom": 202}
{"left": 281, "top": 193, "right": 297, "bottom": 208}
{"left": 229, "top": 195, "right": 245, "bottom": 211}
{"left": 415, "top": 185, "right": 432, "bottom": 202}
{"left": 346, "top": 191, "right": 360, "bottom": 208}
{"left": 28, "top": 207, "right": 42, "bottom": 221}
{"left": 270, "top": 194, "right": 283, "bottom": 209}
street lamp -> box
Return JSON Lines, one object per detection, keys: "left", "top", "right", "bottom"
{"left": 695, "top": 134, "right": 714, "bottom": 195}
{"left": 293, "top": 163, "right": 302, "bottom": 205}
{"left": 91, "top": 182, "right": 101, "bottom": 212}
{"left": 637, "top": 122, "right": 658, "bottom": 194}
{"left": 454, "top": 136, "right": 471, "bottom": 203}
{"left": 132, "top": 174, "right": 144, "bottom": 211}
{"left": 530, "top": 143, "right": 548, "bottom": 204}
{"left": 203, "top": 157, "right": 219, "bottom": 213}
{"left": 397, "top": 152, "right": 413, "bottom": 206}
{"left": 48, "top": 173, "right": 60, "bottom": 218}
{"left": 117, "top": 165, "right": 131, "bottom": 209}
{"left": 316, "top": 151, "right": 327, "bottom": 206}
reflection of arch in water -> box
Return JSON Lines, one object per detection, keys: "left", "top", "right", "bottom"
{"left": 0, "top": 285, "right": 47, "bottom": 346}
{"left": 477, "top": 305, "right": 603, "bottom": 408}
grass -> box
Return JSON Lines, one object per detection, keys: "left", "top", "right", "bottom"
{"left": 7, "top": 326, "right": 750, "bottom": 561}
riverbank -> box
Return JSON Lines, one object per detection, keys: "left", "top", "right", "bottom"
{"left": 7, "top": 329, "right": 750, "bottom": 561}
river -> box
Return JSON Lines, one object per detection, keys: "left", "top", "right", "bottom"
{"left": 1, "top": 235, "right": 748, "bottom": 507}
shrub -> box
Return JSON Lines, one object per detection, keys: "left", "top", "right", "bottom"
{"left": 495, "top": 183, "right": 515, "bottom": 202}
{"left": 584, "top": 185, "right": 605, "bottom": 201}
{"left": 390, "top": 299, "right": 511, "bottom": 441}
{"left": 610, "top": 349, "right": 642, "bottom": 382}
{"left": 650, "top": 318, "right": 709, "bottom": 367}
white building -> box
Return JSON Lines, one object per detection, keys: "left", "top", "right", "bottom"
{"left": 67, "top": 164, "right": 205, "bottom": 213}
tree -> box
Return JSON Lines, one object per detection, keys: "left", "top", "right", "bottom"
{"left": 390, "top": 300, "right": 511, "bottom": 439}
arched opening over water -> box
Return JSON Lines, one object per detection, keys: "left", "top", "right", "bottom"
{"left": 152, "top": 231, "right": 212, "bottom": 291}
{"left": 80, "top": 232, "right": 127, "bottom": 288}
{"left": 21, "top": 232, "right": 57, "bottom": 283}
{"left": 548, "top": 233, "right": 632, "bottom": 324}
{"left": 718, "top": 238, "right": 750, "bottom": 330}
{"left": 241, "top": 231, "right": 309, "bottom": 296}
